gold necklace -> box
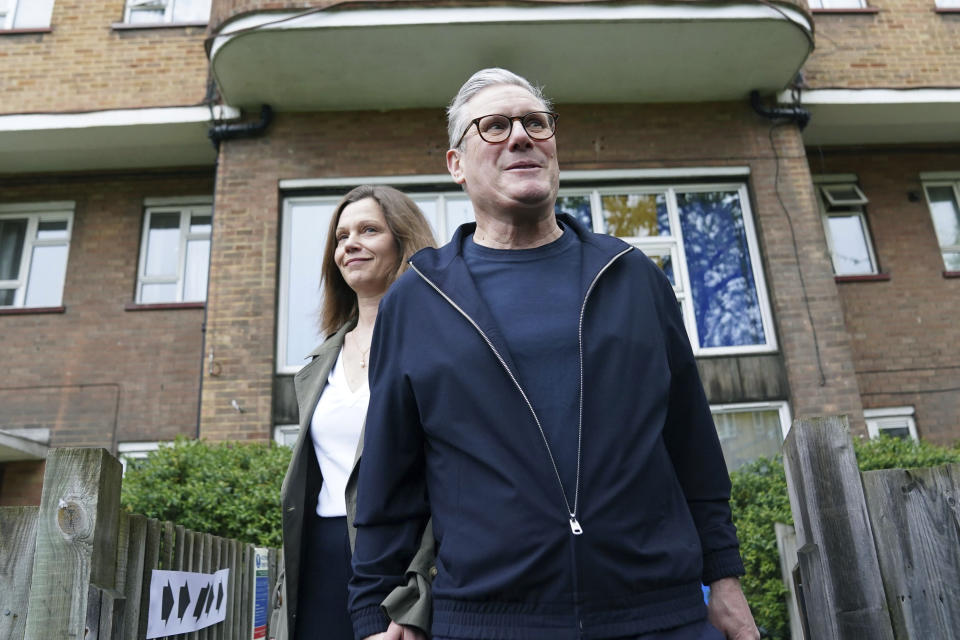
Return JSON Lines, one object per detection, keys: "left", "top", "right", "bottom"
{"left": 353, "top": 333, "right": 372, "bottom": 368}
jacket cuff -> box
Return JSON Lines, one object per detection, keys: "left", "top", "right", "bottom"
{"left": 702, "top": 547, "right": 746, "bottom": 585}
{"left": 352, "top": 604, "right": 390, "bottom": 639}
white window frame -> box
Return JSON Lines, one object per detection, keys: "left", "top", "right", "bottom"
{"left": 806, "top": 0, "right": 867, "bottom": 8}
{"left": 274, "top": 424, "right": 299, "bottom": 447}
{"left": 117, "top": 441, "right": 161, "bottom": 475}
{"left": 863, "top": 407, "right": 918, "bottom": 441}
{"left": 1, "top": 0, "right": 54, "bottom": 29}
{"left": 136, "top": 197, "right": 212, "bottom": 304}
{"left": 814, "top": 177, "right": 879, "bottom": 276}
{"left": 921, "top": 179, "right": 960, "bottom": 271}
{"left": 935, "top": 0, "right": 960, "bottom": 8}
{"left": 0, "top": 201, "right": 74, "bottom": 309}
{"left": 123, "top": 0, "right": 209, "bottom": 24}
{"left": 710, "top": 401, "right": 792, "bottom": 469}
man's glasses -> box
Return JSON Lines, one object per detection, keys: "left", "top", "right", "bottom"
{"left": 455, "top": 111, "right": 559, "bottom": 148}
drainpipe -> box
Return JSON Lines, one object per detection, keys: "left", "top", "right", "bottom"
{"left": 208, "top": 104, "right": 273, "bottom": 150}
{"left": 750, "top": 90, "right": 811, "bottom": 131}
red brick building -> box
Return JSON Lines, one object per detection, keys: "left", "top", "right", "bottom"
{"left": 1, "top": 0, "right": 958, "bottom": 504}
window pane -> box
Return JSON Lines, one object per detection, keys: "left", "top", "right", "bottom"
{"left": 713, "top": 409, "right": 783, "bottom": 471}
{"left": 189, "top": 214, "right": 211, "bottom": 234}
{"left": 601, "top": 193, "right": 669, "bottom": 238}
{"left": 183, "top": 239, "right": 209, "bottom": 301}
{"left": 24, "top": 244, "right": 67, "bottom": 307}
{"left": 171, "top": 0, "right": 210, "bottom": 22}
{"left": 640, "top": 248, "right": 676, "bottom": 286}
{"left": 944, "top": 252, "right": 960, "bottom": 271}
{"left": 678, "top": 191, "right": 766, "bottom": 348}
{"left": 556, "top": 194, "right": 593, "bottom": 230}
{"left": 0, "top": 289, "right": 15, "bottom": 306}
{"left": 827, "top": 214, "right": 874, "bottom": 275}
{"left": 285, "top": 202, "right": 334, "bottom": 369}
{"left": 444, "top": 197, "right": 475, "bottom": 241}
{"left": 12, "top": 0, "right": 54, "bottom": 27}
{"left": 411, "top": 198, "right": 440, "bottom": 241}
{"left": 141, "top": 282, "right": 178, "bottom": 303}
{"left": 37, "top": 219, "right": 68, "bottom": 240}
{"left": 0, "top": 218, "right": 27, "bottom": 281}
{"left": 145, "top": 213, "right": 181, "bottom": 277}
{"left": 926, "top": 186, "right": 960, "bottom": 249}
{"left": 128, "top": 8, "right": 165, "bottom": 23}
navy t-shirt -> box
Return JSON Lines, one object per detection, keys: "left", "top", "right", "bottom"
{"left": 463, "top": 223, "right": 582, "bottom": 504}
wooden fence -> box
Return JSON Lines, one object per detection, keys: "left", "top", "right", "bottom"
{"left": 782, "top": 415, "right": 960, "bottom": 639}
{"left": 0, "top": 447, "right": 281, "bottom": 640}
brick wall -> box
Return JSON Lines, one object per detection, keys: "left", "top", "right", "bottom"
{"left": 202, "top": 102, "right": 865, "bottom": 440}
{"left": 812, "top": 147, "right": 960, "bottom": 444}
{"left": 804, "top": 0, "right": 960, "bottom": 89}
{"left": 0, "top": 0, "right": 209, "bottom": 114}
{"left": 0, "top": 460, "right": 45, "bottom": 506}
{"left": 0, "top": 170, "right": 214, "bottom": 449}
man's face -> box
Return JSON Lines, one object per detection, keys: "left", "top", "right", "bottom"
{"left": 446, "top": 84, "right": 559, "bottom": 219}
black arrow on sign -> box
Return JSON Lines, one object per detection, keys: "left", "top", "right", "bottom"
{"left": 193, "top": 584, "right": 210, "bottom": 620}
{"left": 178, "top": 582, "right": 191, "bottom": 621}
{"left": 217, "top": 581, "right": 224, "bottom": 611}
{"left": 161, "top": 581, "right": 174, "bottom": 623}
{"left": 205, "top": 582, "right": 214, "bottom": 615}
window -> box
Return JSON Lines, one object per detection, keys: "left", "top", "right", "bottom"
{"left": 1, "top": 0, "right": 54, "bottom": 29}
{"left": 806, "top": 0, "right": 867, "bottom": 8}
{"left": 136, "top": 199, "right": 211, "bottom": 304}
{"left": 936, "top": 0, "right": 960, "bottom": 8}
{"left": 278, "top": 178, "right": 776, "bottom": 372}
{"left": 117, "top": 441, "right": 160, "bottom": 475}
{"left": 922, "top": 182, "right": 960, "bottom": 272}
{"left": 864, "top": 407, "right": 918, "bottom": 441}
{"left": 274, "top": 425, "right": 299, "bottom": 447}
{"left": 124, "top": 0, "right": 210, "bottom": 24}
{"left": 711, "top": 402, "right": 791, "bottom": 471}
{"left": 815, "top": 180, "right": 878, "bottom": 276}
{"left": 0, "top": 202, "right": 73, "bottom": 308}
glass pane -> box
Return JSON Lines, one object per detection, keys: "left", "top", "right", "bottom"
{"left": 183, "top": 239, "right": 209, "bottom": 301}
{"left": 678, "top": 191, "right": 766, "bottom": 348}
{"left": 879, "top": 427, "right": 911, "bottom": 440}
{"left": 444, "top": 197, "right": 475, "bottom": 241}
{"left": 943, "top": 252, "right": 960, "bottom": 272}
{"left": 24, "top": 244, "right": 67, "bottom": 307}
{"left": 926, "top": 186, "right": 960, "bottom": 250}
{"left": 641, "top": 249, "right": 676, "bottom": 287}
{"left": 713, "top": 409, "right": 783, "bottom": 471}
{"left": 0, "top": 218, "right": 27, "bottom": 280}
{"left": 171, "top": 0, "right": 210, "bottom": 22}
{"left": 0, "top": 289, "right": 15, "bottom": 306}
{"left": 128, "top": 8, "right": 165, "bottom": 23}
{"left": 36, "top": 219, "right": 68, "bottom": 240}
{"left": 12, "top": 0, "right": 54, "bottom": 27}
{"left": 411, "top": 198, "right": 440, "bottom": 242}
{"left": 827, "top": 214, "right": 874, "bottom": 275}
{"left": 141, "top": 282, "right": 178, "bottom": 303}
{"left": 189, "top": 214, "right": 211, "bottom": 234}
{"left": 285, "top": 201, "right": 335, "bottom": 369}
{"left": 555, "top": 194, "right": 593, "bottom": 230}
{"left": 601, "top": 193, "right": 669, "bottom": 238}
{"left": 144, "top": 213, "right": 181, "bottom": 277}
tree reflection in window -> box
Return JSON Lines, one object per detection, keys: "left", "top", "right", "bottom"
{"left": 677, "top": 191, "right": 765, "bottom": 348}
{"left": 601, "top": 193, "right": 669, "bottom": 238}
{"left": 555, "top": 195, "right": 593, "bottom": 230}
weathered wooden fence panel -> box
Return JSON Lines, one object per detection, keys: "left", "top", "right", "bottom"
{"left": 862, "top": 464, "right": 960, "bottom": 639}
{"left": 0, "top": 448, "right": 280, "bottom": 640}
{"left": 783, "top": 415, "right": 895, "bottom": 640}
{"left": 0, "top": 506, "right": 38, "bottom": 640}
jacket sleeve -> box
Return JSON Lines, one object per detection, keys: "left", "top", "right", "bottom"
{"left": 348, "top": 291, "right": 431, "bottom": 639}
{"left": 653, "top": 267, "right": 746, "bottom": 585}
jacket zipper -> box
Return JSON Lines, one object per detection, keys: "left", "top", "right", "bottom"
{"left": 409, "top": 245, "right": 632, "bottom": 537}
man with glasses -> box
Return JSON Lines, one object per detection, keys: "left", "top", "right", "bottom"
{"left": 349, "top": 68, "right": 759, "bottom": 640}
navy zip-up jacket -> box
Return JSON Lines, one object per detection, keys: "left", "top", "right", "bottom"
{"left": 349, "top": 214, "right": 745, "bottom": 640}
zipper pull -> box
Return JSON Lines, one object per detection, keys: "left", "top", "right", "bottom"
{"left": 569, "top": 516, "right": 583, "bottom": 535}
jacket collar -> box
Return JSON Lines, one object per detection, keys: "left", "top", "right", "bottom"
{"left": 294, "top": 319, "right": 356, "bottom": 430}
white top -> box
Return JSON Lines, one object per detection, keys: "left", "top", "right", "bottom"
{"left": 310, "top": 350, "right": 369, "bottom": 517}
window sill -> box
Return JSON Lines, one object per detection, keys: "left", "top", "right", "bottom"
{"left": 111, "top": 21, "right": 208, "bottom": 31}
{"left": 0, "top": 27, "right": 53, "bottom": 35}
{"left": 125, "top": 301, "right": 205, "bottom": 311}
{"left": 935, "top": 8, "right": 960, "bottom": 13}
{"left": 812, "top": 8, "right": 881, "bottom": 14}
{"left": 835, "top": 273, "right": 891, "bottom": 283}
{"left": 0, "top": 305, "right": 65, "bottom": 315}
{"left": 944, "top": 271, "right": 960, "bottom": 279}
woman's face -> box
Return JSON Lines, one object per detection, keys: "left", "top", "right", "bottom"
{"left": 333, "top": 197, "right": 400, "bottom": 298}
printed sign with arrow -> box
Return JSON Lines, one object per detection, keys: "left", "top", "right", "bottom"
{"left": 146, "top": 568, "right": 230, "bottom": 639}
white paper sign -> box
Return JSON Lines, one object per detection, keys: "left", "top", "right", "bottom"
{"left": 146, "top": 568, "right": 230, "bottom": 639}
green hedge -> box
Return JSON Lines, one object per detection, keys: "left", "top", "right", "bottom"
{"left": 120, "top": 436, "right": 292, "bottom": 547}
{"left": 730, "top": 435, "right": 960, "bottom": 638}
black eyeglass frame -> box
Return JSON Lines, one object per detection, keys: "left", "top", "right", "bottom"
{"left": 454, "top": 111, "right": 560, "bottom": 148}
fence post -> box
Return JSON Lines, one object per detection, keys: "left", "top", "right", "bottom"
{"left": 21, "top": 448, "right": 122, "bottom": 640}
{"left": 783, "top": 415, "right": 894, "bottom": 639}
{"left": 0, "top": 506, "right": 39, "bottom": 640}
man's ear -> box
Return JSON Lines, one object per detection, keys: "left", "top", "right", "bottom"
{"left": 446, "top": 148, "right": 466, "bottom": 186}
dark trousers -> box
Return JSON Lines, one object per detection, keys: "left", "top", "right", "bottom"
{"left": 293, "top": 513, "right": 353, "bottom": 640}
{"left": 433, "top": 618, "right": 724, "bottom": 640}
